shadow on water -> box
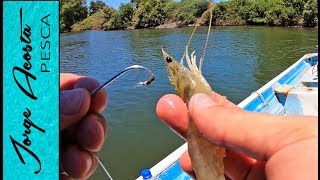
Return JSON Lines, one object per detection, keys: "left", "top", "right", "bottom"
{"left": 60, "top": 26, "right": 318, "bottom": 179}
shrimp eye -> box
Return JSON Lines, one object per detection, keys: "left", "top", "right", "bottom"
{"left": 166, "top": 57, "right": 172, "bottom": 63}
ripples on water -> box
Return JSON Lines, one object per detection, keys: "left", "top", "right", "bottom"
{"left": 60, "top": 26, "right": 318, "bottom": 179}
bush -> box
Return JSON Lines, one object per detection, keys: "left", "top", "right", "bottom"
{"left": 63, "top": 0, "right": 318, "bottom": 32}
{"left": 60, "top": 0, "right": 88, "bottom": 32}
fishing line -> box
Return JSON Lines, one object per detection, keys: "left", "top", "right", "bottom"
{"left": 93, "top": 154, "right": 113, "bottom": 180}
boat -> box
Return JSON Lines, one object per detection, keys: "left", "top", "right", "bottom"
{"left": 136, "top": 51, "right": 318, "bottom": 179}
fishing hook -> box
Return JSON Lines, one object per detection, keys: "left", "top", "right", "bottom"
{"left": 89, "top": 65, "right": 154, "bottom": 179}
{"left": 90, "top": 65, "right": 155, "bottom": 95}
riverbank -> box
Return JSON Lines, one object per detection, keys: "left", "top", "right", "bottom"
{"left": 61, "top": 0, "right": 318, "bottom": 33}
{"left": 68, "top": 21, "right": 318, "bottom": 33}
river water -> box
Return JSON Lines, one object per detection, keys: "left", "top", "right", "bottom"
{"left": 60, "top": 26, "right": 318, "bottom": 179}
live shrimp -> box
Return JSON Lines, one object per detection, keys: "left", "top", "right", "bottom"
{"left": 161, "top": 2, "right": 226, "bottom": 180}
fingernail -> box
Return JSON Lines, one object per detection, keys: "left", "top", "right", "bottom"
{"left": 60, "top": 88, "right": 85, "bottom": 115}
{"left": 189, "top": 93, "right": 216, "bottom": 114}
{"left": 162, "top": 95, "right": 176, "bottom": 109}
{"left": 85, "top": 152, "right": 94, "bottom": 176}
{"left": 193, "top": 93, "right": 216, "bottom": 107}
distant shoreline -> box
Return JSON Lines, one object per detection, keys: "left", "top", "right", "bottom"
{"left": 61, "top": 0, "right": 318, "bottom": 34}
{"left": 62, "top": 24, "right": 318, "bottom": 34}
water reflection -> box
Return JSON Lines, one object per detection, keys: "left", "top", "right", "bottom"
{"left": 252, "top": 27, "right": 318, "bottom": 86}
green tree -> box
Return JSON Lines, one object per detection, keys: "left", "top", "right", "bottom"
{"left": 103, "top": 11, "right": 122, "bottom": 30}
{"left": 89, "top": 0, "right": 107, "bottom": 15}
{"left": 131, "top": 0, "right": 141, "bottom": 8}
{"left": 72, "top": 5, "right": 120, "bottom": 31}
{"left": 303, "top": 0, "right": 318, "bottom": 27}
{"left": 102, "top": 6, "right": 122, "bottom": 30}
{"left": 164, "top": 0, "right": 209, "bottom": 24}
{"left": 60, "top": 0, "right": 88, "bottom": 32}
{"left": 118, "top": 3, "right": 135, "bottom": 28}
{"left": 163, "top": 1, "right": 180, "bottom": 21}
{"left": 181, "top": 0, "right": 208, "bottom": 18}
{"left": 265, "top": 4, "right": 286, "bottom": 25}
{"left": 279, "top": 0, "right": 304, "bottom": 26}
{"left": 62, "top": 0, "right": 319, "bottom": 32}
{"left": 211, "top": 0, "right": 246, "bottom": 26}
{"left": 132, "top": 0, "right": 167, "bottom": 28}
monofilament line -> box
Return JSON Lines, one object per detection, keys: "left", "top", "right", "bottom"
{"left": 93, "top": 154, "right": 113, "bottom": 180}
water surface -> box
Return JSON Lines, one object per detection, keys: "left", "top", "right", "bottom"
{"left": 60, "top": 26, "right": 318, "bottom": 179}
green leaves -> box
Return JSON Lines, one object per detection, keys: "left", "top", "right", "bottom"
{"left": 119, "top": 3, "right": 134, "bottom": 28}
{"left": 164, "top": 0, "right": 209, "bottom": 24}
{"left": 131, "top": 0, "right": 166, "bottom": 28}
{"left": 303, "top": 0, "right": 318, "bottom": 26}
{"left": 215, "top": 0, "right": 318, "bottom": 27}
{"left": 60, "top": 0, "right": 318, "bottom": 32}
{"left": 89, "top": 0, "right": 107, "bottom": 15}
{"left": 60, "top": 0, "right": 88, "bottom": 32}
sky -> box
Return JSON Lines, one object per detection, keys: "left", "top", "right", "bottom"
{"left": 86, "top": 0, "right": 131, "bottom": 9}
{"left": 86, "top": 0, "right": 224, "bottom": 10}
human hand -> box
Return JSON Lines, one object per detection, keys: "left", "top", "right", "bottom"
{"left": 156, "top": 92, "right": 318, "bottom": 180}
{"left": 60, "top": 73, "right": 107, "bottom": 179}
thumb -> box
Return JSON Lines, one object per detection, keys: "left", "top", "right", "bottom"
{"left": 188, "top": 93, "right": 317, "bottom": 160}
{"left": 60, "top": 88, "right": 91, "bottom": 130}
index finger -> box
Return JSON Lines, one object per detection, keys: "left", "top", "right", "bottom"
{"left": 156, "top": 92, "right": 258, "bottom": 178}
{"left": 60, "top": 73, "right": 107, "bottom": 113}
{"left": 156, "top": 91, "right": 239, "bottom": 139}
{"left": 60, "top": 73, "right": 83, "bottom": 90}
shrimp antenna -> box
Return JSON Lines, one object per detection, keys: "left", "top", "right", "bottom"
{"left": 180, "top": 26, "right": 198, "bottom": 64}
{"left": 90, "top": 65, "right": 155, "bottom": 95}
{"left": 199, "top": 1, "right": 214, "bottom": 73}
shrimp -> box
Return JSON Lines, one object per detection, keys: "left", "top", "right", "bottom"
{"left": 161, "top": 2, "right": 226, "bottom": 180}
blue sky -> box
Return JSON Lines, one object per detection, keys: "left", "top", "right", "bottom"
{"left": 86, "top": 0, "right": 224, "bottom": 9}
{"left": 86, "top": 0, "right": 131, "bottom": 9}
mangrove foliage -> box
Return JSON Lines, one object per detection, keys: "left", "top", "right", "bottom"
{"left": 60, "top": 0, "right": 318, "bottom": 32}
